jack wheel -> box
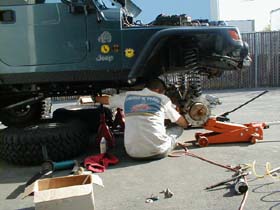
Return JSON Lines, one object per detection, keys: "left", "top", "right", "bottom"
{"left": 198, "top": 136, "right": 209, "bottom": 147}
{"left": 250, "top": 136, "right": 257, "bottom": 144}
{"left": 195, "top": 132, "right": 203, "bottom": 140}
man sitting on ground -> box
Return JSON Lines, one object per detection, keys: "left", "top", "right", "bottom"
{"left": 95, "top": 78, "right": 189, "bottom": 160}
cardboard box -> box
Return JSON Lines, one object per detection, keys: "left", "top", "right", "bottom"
{"left": 78, "top": 96, "right": 94, "bottom": 105}
{"left": 23, "top": 174, "right": 103, "bottom": 210}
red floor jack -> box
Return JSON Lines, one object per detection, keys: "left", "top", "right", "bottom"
{"left": 195, "top": 117, "right": 269, "bottom": 147}
{"left": 96, "top": 106, "right": 115, "bottom": 148}
{"left": 194, "top": 90, "right": 272, "bottom": 147}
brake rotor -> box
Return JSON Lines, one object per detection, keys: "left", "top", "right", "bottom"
{"left": 184, "top": 96, "right": 211, "bottom": 127}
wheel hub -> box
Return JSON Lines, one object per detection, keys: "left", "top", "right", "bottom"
{"left": 184, "top": 96, "right": 211, "bottom": 127}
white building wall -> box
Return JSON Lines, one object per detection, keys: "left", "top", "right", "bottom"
{"left": 225, "top": 20, "right": 255, "bottom": 33}
{"left": 210, "top": 0, "right": 220, "bottom": 21}
{"left": 270, "top": 8, "right": 280, "bottom": 31}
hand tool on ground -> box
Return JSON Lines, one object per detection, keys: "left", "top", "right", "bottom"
{"left": 26, "top": 159, "right": 77, "bottom": 185}
{"left": 160, "top": 188, "right": 174, "bottom": 198}
{"left": 41, "top": 144, "right": 78, "bottom": 172}
{"left": 234, "top": 177, "right": 249, "bottom": 194}
{"left": 25, "top": 145, "right": 78, "bottom": 186}
{"left": 169, "top": 144, "right": 249, "bottom": 210}
{"left": 205, "top": 172, "right": 250, "bottom": 190}
{"left": 145, "top": 195, "right": 159, "bottom": 203}
{"left": 238, "top": 176, "right": 249, "bottom": 210}
{"left": 267, "top": 166, "right": 280, "bottom": 175}
{"left": 43, "top": 159, "right": 77, "bottom": 171}
{"left": 25, "top": 162, "right": 53, "bottom": 187}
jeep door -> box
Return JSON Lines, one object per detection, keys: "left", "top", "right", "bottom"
{"left": 87, "top": 1, "right": 123, "bottom": 70}
{"left": 0, "top": 0, "right": 87, "bottom": 66}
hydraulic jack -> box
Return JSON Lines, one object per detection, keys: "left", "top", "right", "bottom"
{"left": 195, "top": 117, "right": 269, "bottom": 147}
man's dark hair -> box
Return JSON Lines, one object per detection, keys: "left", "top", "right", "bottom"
{"left": 146, "top": 78, "right": 167, "bottom": 92}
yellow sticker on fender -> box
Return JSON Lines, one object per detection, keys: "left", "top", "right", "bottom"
{"left": 101, "top": 45, "right": 110, "bottom": 54}
{"left": 125, "top": 48, "right": 135, "bottom": 58}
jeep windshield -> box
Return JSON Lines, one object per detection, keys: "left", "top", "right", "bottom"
{"left": 95, "top": 0, "right": 115, "bottom": 9}
{"left": 95, "top": 0, "right": 141, "bottom": 17}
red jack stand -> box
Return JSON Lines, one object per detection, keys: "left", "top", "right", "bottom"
{"left": 96, "top": 112, "right": 115, "bottom": 148}
{"left": 112, "top": 108, "right": 125, "bottom": 133}
{"left": 195, "top": 117, "right": 268, "bottom": 147}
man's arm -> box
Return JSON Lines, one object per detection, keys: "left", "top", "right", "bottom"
{"left": 164, "top": 100, "right": 189, "bottom": 128}
{"left": 94, "top": 93, "right": 126, "bottom": 109}
{"left": 176, "top": 115, "right": 189, "bottom": 128}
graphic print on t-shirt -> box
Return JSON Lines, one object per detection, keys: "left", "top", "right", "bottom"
{"left": 124, "top": 95, "right": 162, "bottom": 115}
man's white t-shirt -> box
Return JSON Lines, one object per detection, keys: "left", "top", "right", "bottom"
{"left": 110, "top": 88, "right": 181, "bottom": 158}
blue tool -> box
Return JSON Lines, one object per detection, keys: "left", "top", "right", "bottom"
{"left": 25, "top": 145, "right": 79, "bottom": 186}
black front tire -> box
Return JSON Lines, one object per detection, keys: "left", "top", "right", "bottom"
{"left": 0, "top": 120, "right": 89, "bottom": 165}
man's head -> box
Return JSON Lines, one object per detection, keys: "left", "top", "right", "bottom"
{"left": 146, "top": 78, "right": 167, "bottom": 94}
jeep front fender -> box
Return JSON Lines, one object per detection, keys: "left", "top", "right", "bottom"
{"left": 128, "top": 27, "right": 248, "bottom": 82}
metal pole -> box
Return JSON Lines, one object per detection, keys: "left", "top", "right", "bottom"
{"left": 276, "top": 31, "right": 280, "bottom": 87}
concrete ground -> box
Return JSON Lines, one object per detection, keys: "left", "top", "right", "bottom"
{"left": 1, "top": 88, "right": 280, "bottom": 210}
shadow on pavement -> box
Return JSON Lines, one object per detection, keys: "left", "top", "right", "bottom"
{"left": 251, "top": 181, "right": 280, "bottom": 210}
{"left": 6, "top": 184, "right": 26, "bottom": 200}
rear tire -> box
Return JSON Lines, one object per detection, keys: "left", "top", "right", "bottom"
{"left": 0, "top": 120, "right": 89, "bottom": 165}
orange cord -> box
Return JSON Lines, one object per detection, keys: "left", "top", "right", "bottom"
{"left": 169, "top": 143, "right": 248, "bottom": 210}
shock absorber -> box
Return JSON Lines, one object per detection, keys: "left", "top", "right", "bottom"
{"left": 181, "top": 48, "right": 202, "bottom": 99}
{"left": 176, "top": 73, "right": 187, "bottom": 98}
{"left": 182, "top": 49, "right": 210, "bottom": 127}
{"left": 185, "top": 69, "right": 202, "bottom": 100}
{"left": 165, "top": 48, "right": 211, "bottom": 127}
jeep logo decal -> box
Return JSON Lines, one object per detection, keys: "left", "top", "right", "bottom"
{"left": 125, "top": 48, "right": 135, "bottom": 58}
{"left": 98, "top": 31, "right": 112, "bottom": 44}
{"left": 96, "top": 55, "right": 114, "bottom": 62}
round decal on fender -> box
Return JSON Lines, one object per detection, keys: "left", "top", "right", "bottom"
{"left": 125, "top": 48, "right": 135, "bottom": 58}
{"left": 101, "top": 45, "right": 110, "bottom": 54}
